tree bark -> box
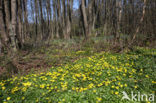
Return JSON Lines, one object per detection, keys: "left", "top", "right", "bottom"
{"left": 64, "top": 0, "right": 72, "bottom": 39}
{"left": 17, "top": 0, "right": 23, "bottom": 45}
{"left": 4, "top": 0, "right": 10, "bottom": 38}
{"left": 39, "top": 0, "right": 44, "bottom": 40}
{"left": 10, "top": 0, "right": 18, "bottom": 52}
{"left": 116, "top": 0, "right": 122, "bottom": 42}
{"left": 23, "top": 0, "right": 28, "bottom": 40}
{"left": 131, "top": 0, "right": 147, "bottom": 43}
{"left": 56, "top": 0, "right": 60, "bottom": 38}
{"left": 80, "top": 0, "right": 89, "bottom": 39}
{"left": 0, "top": 0, "right": 9, "bottom": 49}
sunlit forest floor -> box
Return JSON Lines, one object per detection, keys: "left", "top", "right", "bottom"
{"left": 0, "top": 39, "right": 156, "bottom": 103}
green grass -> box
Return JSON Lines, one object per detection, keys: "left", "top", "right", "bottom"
{"left": 0, "top": 47, "right": 155, "bottom": 103}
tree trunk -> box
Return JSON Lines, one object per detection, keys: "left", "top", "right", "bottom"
{"left": 39, "top": 0, "right": 44, "bottom": 40}
{"left": 80, "top": 0, "right": 89, "bottom": 39}
{"left": 10, "top": 0, "right": 18, "bottom": 52}
{"left": 64, "top": 0, "right": 72, "bottom": 39}
{"left": 23, "top": 0, "right": 28, "bottom": 40}
{"left": 62, "top": 0, "right": 66, "bottom": 39}
{"left": 116, "top": 0, "right": 122, "bottom": 42}
{"left": 17, "top": 0, "right": 23, "bottom": 46}
{"left": 34, "top": 0, "right": 39, "bottom": 44}
{"left": 88, "top": 0, "right": 94, "bottom": 36}
{"left": 4, "top": 0, "right": 10, "bottom": 38}
{"left": 131, "top": 0, "right": 147, "bottom": 44}
{"left": 0, "top": 38, "right": 2, "bottom": 54}
{"left": 0, "top": 0, "right": 9, "bottom": 50}
{"left": 56, "top": 0, "right": 61, "bottom": 39}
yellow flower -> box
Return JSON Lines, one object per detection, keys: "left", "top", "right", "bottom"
{"left": 11, "top": 87, "right": 19, "bottom": 94}
{"left": 46, "top": 97, "right": 49, "bottom": 100}
{"left": 2, "top": 86, "right": 5, "bottom": 90}
{"left": 111, "top": 90, "right": 114, "bottom": 94}
{"left": 111, "top": 85, "right": 115, "bottom": 88}
{"left": 7, "top": 97, "right": 11, "bottom": 100}
{"left": 120, "top": 85, "right": 123, "bottom": 88}
{"left": 97, "top": 83, "right": 103, "bottom": 87}
{"left": 115, "top": 91, "right": 119, "bottom": 95}
{"left": 50, "top": 80, "right": 55, "bottom": 82}
{"left": 134, "top": 86, "right": 138, "bottom": 89}
{"left": 88, "top": 83, "right": 94, "bottom": 89}
{"left": 22, "top": 97, "right": 25, "bottom": 100}
{"left": 22, "top": 87, "right": 27, "bottom": 92}
{"left": 83, "top": 88, "right": 87, "bottom": 90}
{"left": 22, "top": 82, "right": 32, "bottom": 87}
{"left": 36, "top": 99, "right": 39, "bottom": 102}
{"left": 145, "top": 75, "right": 149, "bottom": 78}
{"left": 0, "top": 82, "right": 5, "bottom": 86}
{"left": 72, "top": 87, "right": 75, "bottom": 90}
{"left": 62, "top": 99, "right": 65, "bottom": 101}
{"left": 124, "top": 84, "right": 127, "bottom": 87}
{"left": 93, "top": 90, "right": 96, "bottom": 93}
{"left": 118, "top": 82, "right": 121, "bottom": 85}
{"left": 134, "top": 80, "right": 137, "bottom": 83}
{"left": 40, "top": 84, "right": 45, "bottom": 89}
{"left": 55, "top": 86, "right": 57, "bottom": 89}
{"left": 96, "top": 97, "right": 102, "bottom": 101}
{"left": 115, "top": 86, "right": 119, "bottom": 89}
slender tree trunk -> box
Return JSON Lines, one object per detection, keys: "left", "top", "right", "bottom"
{"left": 112, "top": 0, "right": 117, "bottom": 40}
{"left": 88, "top": 0, "right": 94, "bottom": 35}
{"left": 39, "top": 0, "right": 44, "bottom": 40}
{"left": 53, "top": 1, "right": 58, "bottom": 38}
{"left": 47, "top": 0, "right": 53, "bottom": 41}
{"left": 10, "top": 0, "right": 18, "bottom": 52}
{"left": 131, "top": 0, "right": 147, "bottom": 43}
{"left": 55, "top": 0, "right": 60, "bottom": 39}
{"left": 23, "top": 0, "right": 28, "bottom": 40}
{"left": 0, "top": 38, "right": 2, "bottom": 54}
{"left": 46, "top": 0, "right": 50, "bottom": 40}
{"left": 80, "top": 0, "right": 89, "bottom": 39}
{"left": 129, "top": 0, "right": 134, "bottom": 34}
{"left": 17, "top": 0, "right": 23, "bottom": 46}
{"left": 0, "top": 0, "right": 9, "bottom": 50}
{"left": 116, "top": 0, "right": 122, "bottom": 42}
{"left": 62, "top": 0, "right": 66, "bottom": 39}
{"left": 4, "top": 0, "right": 10, "bottom": 39}
{"left": 65, "top": 0, "right": 72, "bottom": 39}
{"left": 34, "top": 0, "right": 38, "bottom": 44}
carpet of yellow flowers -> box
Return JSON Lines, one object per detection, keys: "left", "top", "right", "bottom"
{"left": 0, "top": 47, "right": 155, "bottom": 103}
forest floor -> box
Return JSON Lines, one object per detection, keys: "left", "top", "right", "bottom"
{"left": 0, "top": 39, "right": 156, "bottom": 103}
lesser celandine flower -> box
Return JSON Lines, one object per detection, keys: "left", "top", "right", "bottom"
{"left": 2, "top": 87, "right": 5, "bottom": 90}
{"left": 93, "top": 90, "right": 96, "bottom": 93}
{"left": 115, "top": 91, "right": 119, "bottom": 95}
{"left": 7, "top": 97, "right": 11, "bottom": 100}
{"left": 134, "top": 86, "right": 138, "bottom": 89}
{"left": 22, "top": 97, "right": 25, "bottom": 100}
{"left": 120, "top": 84, "right": 123, "bottom": 88}
{"left": 145, "top": 75, "right": 149, "bottom": 78}
{"left": 111, "top": 85, "right": 115, "bottom": 88}
{"left": 115, "top": 86, "right": 119, "bottom": 89}
{"left": 124, "top": 84, "right": 127, "bottom": 87}
{"left": 96, "top": 97, "right": 102, "bottom": 101}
